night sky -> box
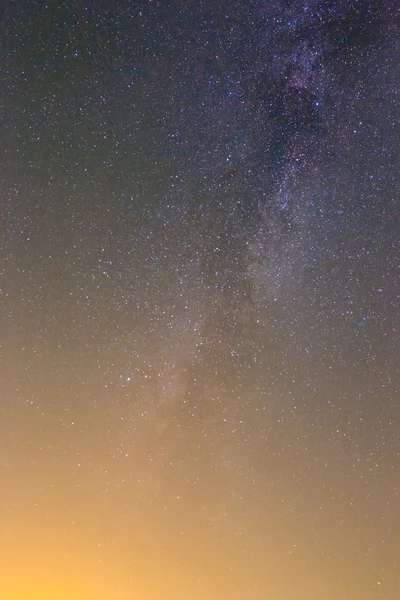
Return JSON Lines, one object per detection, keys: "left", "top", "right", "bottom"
{"left": 1, "top": 1, "right": 399, "bottom": 598}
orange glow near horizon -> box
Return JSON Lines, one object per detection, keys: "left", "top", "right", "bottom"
{"left": 1, "top": 448, "right": 393, "bottom": 600}
{"left": 1, "top": 376, "right": 398, "bottom": 599}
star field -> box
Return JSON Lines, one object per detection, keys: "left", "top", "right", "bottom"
{"left": 1, "top": 1, "right": 399, "bottom": 599}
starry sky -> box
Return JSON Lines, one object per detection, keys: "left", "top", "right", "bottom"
{"left": 1, "top": 1, "right": 399, "bottom": 598}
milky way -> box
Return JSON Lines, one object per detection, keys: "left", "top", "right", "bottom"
{"left": 1, "top": 1, "right": 399, "bottom": 599}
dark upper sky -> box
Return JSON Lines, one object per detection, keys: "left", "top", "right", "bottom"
{"left": 1, "top": 1, "right": 399, "bottom": 598}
